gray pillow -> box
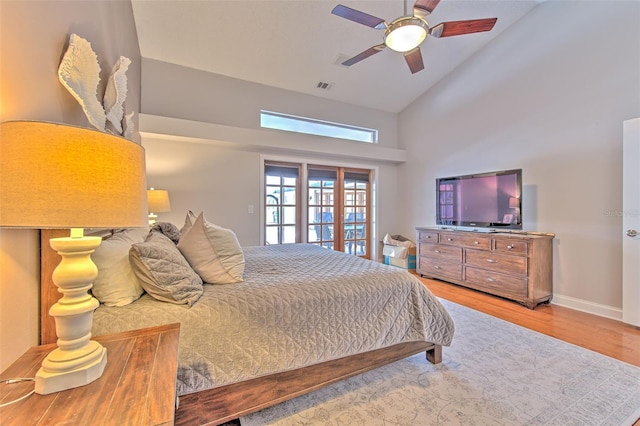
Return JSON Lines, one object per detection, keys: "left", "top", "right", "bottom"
{"left": 130, "top": 231, "right": 203, "bottom": 306}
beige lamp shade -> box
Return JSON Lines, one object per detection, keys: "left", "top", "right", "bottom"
{"left": 0, "top": 121, "right": 147, "bottom": 228}
{"left": 147, "top": 189, "right": 171, "bottom": 213}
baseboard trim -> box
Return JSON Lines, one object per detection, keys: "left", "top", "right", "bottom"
{"left": 551, "top": 294, "right": 622, "bottom": 321}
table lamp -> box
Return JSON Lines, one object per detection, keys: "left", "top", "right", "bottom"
{"left": 147, "top": 188, "right": 171, "bottom": 226}
{"left": 0, "top": 121, "right": 147, "bottom": 394}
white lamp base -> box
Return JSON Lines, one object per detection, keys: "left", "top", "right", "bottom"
{"left": 148, "top": 212, "right": 158, "bottom": 226}
{"left": 35, "top": 232, "right": 107, "bottom": 395}
{"left": 35, "top": 342, "right": 106, "bottom": 394}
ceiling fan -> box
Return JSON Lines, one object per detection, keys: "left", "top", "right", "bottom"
{"left": 331, "top": 0, "right": 498, "bottom": 74}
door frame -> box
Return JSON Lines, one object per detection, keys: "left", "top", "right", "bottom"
{"left": 622, "top": 118, "right": 640, "bottom": 326}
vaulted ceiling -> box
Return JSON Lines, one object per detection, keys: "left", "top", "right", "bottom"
{"left": 132, "top": 0, "right": 543, "bottom": 113}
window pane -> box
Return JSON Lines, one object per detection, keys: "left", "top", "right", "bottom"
{"left": 282, "top": 188, "right": 296, "bottom": 205}
{"left": 265, "top": 227, "right": 279, "bottom": 245}
{"left": 344, "top": 207, "right": 355, "bottom": 222}
{"left": 308, "top": 225, "right": 320, "bottom": 242}
{"left": 266, "top": 175, "right": 280, "bottom": 185}
{"left": 282, "top": 226, "right": 296, "bottom": 244}
{"left": 320, "top": 209, "right": 334, "bottom": 224}
{"left": 322, "top": 188, "right": 334, "bottom": 202}
{"left": 266, "top": 206, "right": 279, "bottom": 225}
{"left": 282, "top": 206, "right": 296, "bottom": 225}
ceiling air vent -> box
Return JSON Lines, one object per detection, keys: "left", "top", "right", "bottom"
{"left": 316, "top": 81, "right": 334, "bottom": 91}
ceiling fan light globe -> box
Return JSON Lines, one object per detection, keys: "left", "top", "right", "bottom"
{"left": 384, "top": 18, "right": 428, "bottom": 52}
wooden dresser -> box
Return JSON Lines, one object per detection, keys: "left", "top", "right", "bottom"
{"left": 416, "top": 227, "right": 554, "bottom": 309}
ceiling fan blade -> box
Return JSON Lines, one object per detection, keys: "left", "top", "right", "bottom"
{"left": 331, "top": 5, "right": 387, "bottom": 30}
{"left": 430, "top": 18, "right": 498, "bottom": 38}
{"left": 404, "top": 47, "right": 424, "bottom": 74}
{"left": 413, "top": 0, "right": 441, "bottom": 19}
{"left": 342, "top": 44, "right": 386, "bottom": 66}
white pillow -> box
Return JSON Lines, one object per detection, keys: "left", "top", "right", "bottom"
{"left": 180, "top": 210, "right": 198, "bottom": 236}
{"left": 91, "top": 228, "right": 149, "bottom": 306}
{"left": 177, "top": 213, "right": 245, "bottom": 284}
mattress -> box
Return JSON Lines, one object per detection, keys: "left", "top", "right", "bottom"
{"left": 92, "top": 244, "right": 455, "bottom": 396}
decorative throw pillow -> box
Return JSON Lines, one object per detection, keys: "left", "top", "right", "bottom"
{"left": 129, "top": 231, "right": 203, "bottom": 306}
{"left": 180, "top": 210, "right": 198, "bottom": 236}
{"left": 91, "top": 228, "right": 149, "bottom": 306}
{"left": 177, "top": 212, "right": 245, "bottom": 284}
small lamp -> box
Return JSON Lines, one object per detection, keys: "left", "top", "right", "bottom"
{"left": 0, "top": 121, "right": 147, "bottom": 394}
{"left": 147, "top": 188, "right": 171, "bottom": 226}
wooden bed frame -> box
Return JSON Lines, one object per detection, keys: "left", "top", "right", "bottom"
{"left": 40, "top": 230, "right": 442, "bottom": 425}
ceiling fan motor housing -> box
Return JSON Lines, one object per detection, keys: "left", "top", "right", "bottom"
{"left": 384, "top": 16, "right": 429, "bottom": 52}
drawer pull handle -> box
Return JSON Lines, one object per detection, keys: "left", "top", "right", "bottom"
{"left": 434, "top": 250, "right": 441, "bottom": 253}
{"left": 434, "top": 266, "right": 441, "bottom": 269}
{"left": 486, "top": 259, "right": 497, "bottom": 263}
{"left": 486, "top": 278, "right": 496, "bottom": 283}
{"left": 507, "top": 245, "right": 513, "bottom": 249}
{"left": 474, "top": 241, "right": 479, "bottom": 245}
{"left": 447, "top": 238, "right": 453, "bottom": 241}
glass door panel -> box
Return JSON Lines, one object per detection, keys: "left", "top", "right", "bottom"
{"left": 308, "top": 168, "right": 336, "bottom": 250}
{"left": 343, "top": 171, "right": 369, "bottom": 257}
{"left": 264, "top": 162, "right": 300, "bottom": 245}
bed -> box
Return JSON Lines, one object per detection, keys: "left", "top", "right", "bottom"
{"left": 40, "top": 226, "right": 455, "bottom": 425}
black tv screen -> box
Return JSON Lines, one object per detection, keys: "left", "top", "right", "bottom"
{"left": 436, "top": 169, "right": 522, "bottom": 230}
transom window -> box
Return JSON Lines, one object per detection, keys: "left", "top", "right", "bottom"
{"left": 260, "top": 110, "right": 378, "bottom": 143}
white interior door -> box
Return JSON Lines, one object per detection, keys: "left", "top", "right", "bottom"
{"left": 622, "top": 118, "right": 640, "bottom": 326}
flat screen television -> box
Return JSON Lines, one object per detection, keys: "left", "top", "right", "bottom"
{"left": 436, "top": 169, "right": 522, "bottom": 230}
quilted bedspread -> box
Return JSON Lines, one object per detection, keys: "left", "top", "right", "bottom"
{"left": 92, "top": 244, "right": 455, "bottom": 396}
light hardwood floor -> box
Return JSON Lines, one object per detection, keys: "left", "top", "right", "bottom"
{"left": 416, "top": 274, "right": 640, "bottom": 368}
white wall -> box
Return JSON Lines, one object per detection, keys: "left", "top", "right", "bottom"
{"left": 0, "top": 1, "right": 141, "bottom": 370}
{"left": 398, "top": 0, "right": 640, "bottom": 317}
{"left": 141, "top": 59, "right": 399, "bottom": 148}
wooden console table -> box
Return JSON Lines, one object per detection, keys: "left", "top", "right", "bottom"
{"left": 0, "top": 323, "right": 180, "bottom": 425}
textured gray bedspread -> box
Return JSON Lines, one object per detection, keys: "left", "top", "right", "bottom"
{"left": 92, "top": 244, "right": 455, "bottom": 396}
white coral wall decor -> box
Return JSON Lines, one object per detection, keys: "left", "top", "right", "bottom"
{"left": 103, "top": 56, "right": 131, "bottom": 134}
{"left": 58, "top": 34, "right": 135, "bottom": 139}
{"left": 58, "top": 34, "right": 107, "bottom": 132}
{"left": 123, "top": 112, "right": 135, "bottom": 141}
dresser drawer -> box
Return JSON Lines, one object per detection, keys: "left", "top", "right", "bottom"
{"left": 464, "top": 267, "right": 528, "bottom": 297}
{"left": 439, "top": 233, "right": 491, "bottom": 250}
{"left": 494, "top": 238, "right": 529, "bottom": 255}
{"left": 465, "top": 249, "right": 527, "bottom": 275}
{"left": 419, "top": 243, "right": 462, "bottom": 262}
{"left": 418, "top": 258, "right": 462, "bottom": 281}
{"left": 418, "top": 230, "right": 439, "bottom": 243}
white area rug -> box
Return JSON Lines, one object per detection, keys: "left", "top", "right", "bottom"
{"left": 241, "top": 299, "right": 640, "bottom": 425}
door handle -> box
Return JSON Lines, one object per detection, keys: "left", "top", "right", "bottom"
{"left": 626, "top": 229, "right": 638, "bottom": 237}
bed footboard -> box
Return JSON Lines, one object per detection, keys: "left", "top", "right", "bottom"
{"left": 175, "top": 341, "right": 441, "bottom": 426}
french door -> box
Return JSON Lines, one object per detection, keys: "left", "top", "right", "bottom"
{"left": 264, "top": 161, "right": 371, "bottom": 258}
{"left": 307, "top": 165, "right": 371, "bottom": 258}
